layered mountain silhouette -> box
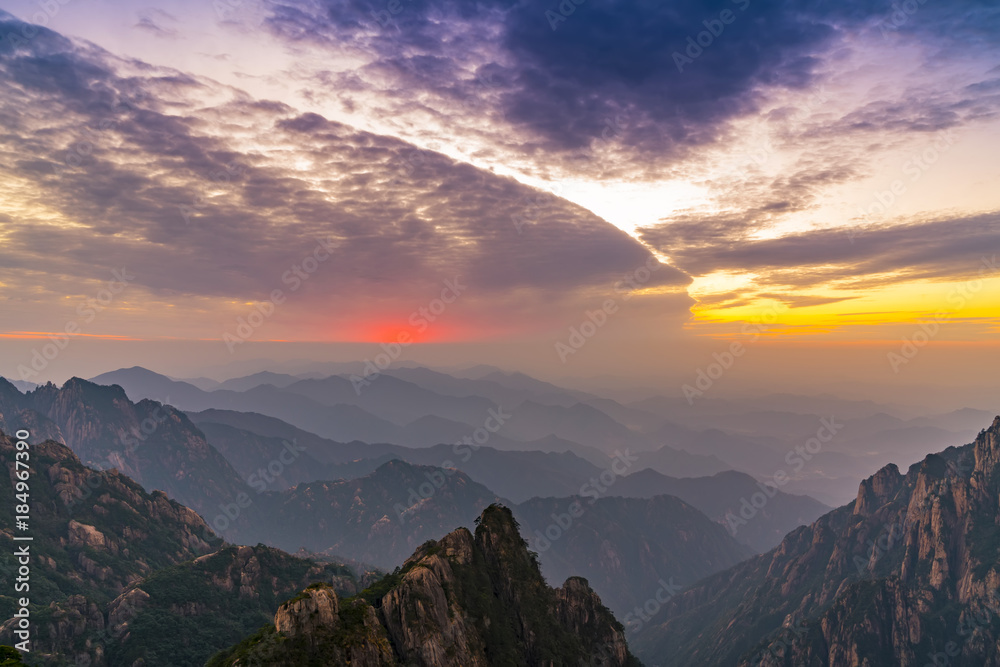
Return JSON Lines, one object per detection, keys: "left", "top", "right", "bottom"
{"left": 0, "top": 377, "right": 248, "bottom": 520}
{"left": 87, "top": 366, "right": 728, "bottom": 471}
{"left": 610, "top": 468, "right": 831, "bottom": 552}
{"left": 0, "top": 378, "right": 759, "bottom": 635}
{"left": 3, "top": 366, "right": 998, "bottom": 667}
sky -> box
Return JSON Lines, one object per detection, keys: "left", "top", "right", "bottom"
{"left": 0, "top": 0, "right": 998, "bottom": 403}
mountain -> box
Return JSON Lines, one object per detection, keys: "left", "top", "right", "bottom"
{"left": 611, "top": 468, "right": 831, "bottom": 552}
{"left": 0, "top": 378, "right": 250, "bottom": 520}
{"left": 186, "top": 407, "right": 380, "bottom": 463}
{"left": 283, "top": 374, "right": 497, "bottom": 426}
{"left": 175, "top": 375, "right": 223, "bottom": 391}
{"left": 99, "top": 544, "right": 363, "bottom": 667}
{"left": 632, "top": 415, "right": 1000, "bottom": 667}
{"left": 512, "top": 495, "right": 754, "bottom": 619}
{"left": 4, "top": 375, "right": 779, "bottom": 660}
{"left": 621, "top": 441, "right": 730, "bottom": 479}
{"left": 191, "top": 420, "right": 332, "bottom": 490}
{"left": 190, "top": 408, "right": 610, "bottom": 500}
{"left": 90, "top": 368, "right": 408, "bottom": 444}
{"left": 215, "top": 371, "right": 302, "bottom": 392}
{"left": 0, "top": 430, "right": 220, "bottom": 663}
{"left": 645, "top": 420, "right": 789, "bottom": 475}
{"left": 89, "top": 366, "right": 209, "bottom": 408}
{"left": 207, "top": 504, "right": 643, "bottom": 666}
{"left": 91, "top": 367, "right": 732, "bottom": 477}
{"left": 384, "top": 365, "right": 569, "bottom": 406}
{"left": 2, "top": 378, "right": 36, "bottom": 393}
{"left": 183, "top": 421, "right": 753, "bottom": 622}
{"left": 238, "top": 460, "right": 505, "bottom": 569}
{"left": 500, "top": 399, "right": 654, "bottom": 453}
{"left": 0, "top": 429, "right": 367, "bottom": 667}
{"left": 384, "top": 367, "right": 664, "bottom": 432}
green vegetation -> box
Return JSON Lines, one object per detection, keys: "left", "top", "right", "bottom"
{"left": 0, "top": 434, "right": 360, "bottom": 667}
{"left": 0, "top": 647, "right": 26, "bottom": 666}
{"left": 106, "top": 545, "right": 358, "bottom": 666}
{"left": 210, "top": 504, "right": 642, "bottom": 666}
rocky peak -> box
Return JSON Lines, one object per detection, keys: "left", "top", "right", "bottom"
{"left": 636, "top": 415, "right": 1000, "bottom": 666}
{"left": 853, "top": 462, "right": 903, "bottom": 516}
{"left": 474, "top": 503, "right": 534, "bottom": 578}
{"left": 274, "top": 583, "right": 340, "bottom": 639}
{"left": 556, "top": 577, "right": 631, "bottom": 666}
{"left": 212, "top": 503, "right": 641, "bottom": 666}
{"left": 973, "top": 415, "right": 1000, "bottom": 478}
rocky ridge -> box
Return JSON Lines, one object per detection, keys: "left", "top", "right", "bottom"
{"left": 210, "top": 504, "right": 642, "bottom": 666}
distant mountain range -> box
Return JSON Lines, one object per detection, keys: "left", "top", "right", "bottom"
{"left": 83, "top": 365, "right": 992, "bottom": 505}
{"left": 0, "top": 377, "right": 774, "bottom": 636}
{"left": 609, "top": 468, "right": 830, "bottom": 553}
{"left": 86, "top": 366, "right": 727, "bottom": 471}
{"left": 4, "top": 368, "right": 994, "bottom": 667}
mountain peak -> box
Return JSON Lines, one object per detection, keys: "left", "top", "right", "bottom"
{"left": 213, "top": 502, "right": 640, "bottom": 666}
{"left": 853, "top": 462, "right": 903, "bottom": 516}
{"left": 62, "top": 375, "right": 129, "bottom": 398}
{"left": 973, "top": 415, "right": 1000, "bottom": 477}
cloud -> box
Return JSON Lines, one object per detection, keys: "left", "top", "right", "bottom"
{"left": 262, "top": 0, "right": 838, "bottom": 170}
{"left": 260, "top": 0, "right": 1000, "bottom": 180}
{"left": 134, "top": 9, "right": 179, "bottom": 39}
{"left": 645, "top": 213, "right": 1000, "bottom": 290}
{"left": 0, "top": 13, "right": 690, "bottom": 340}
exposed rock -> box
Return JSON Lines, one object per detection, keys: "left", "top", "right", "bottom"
{"left": 275, "top": 584, "right": 340, "bottom": 638}
{"left": 854, "top": 463, "right": 904, "bottom": 516}
{"left": 69, "top": 520, "right": 108, "bottom": 549}
{"left": 634, "top": 416, "right": 1000, "bottom": 667}
{"left": 210, "top": 504, "right": 642, "bottom": 666}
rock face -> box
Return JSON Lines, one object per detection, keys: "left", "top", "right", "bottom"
{"left": 275, "top": 584, "right": 341, "bottom": 637}
{"left": 0, "top": 429, "right": 360, "bottom": 667}
{"left": 210, "top": 504, "right": 643, "bottom": 666}
{"left": 0, "top": 429, "right": 222, "bottom": 665}
{"left": 633, "top": 416, "right": 1000, "bottom": 667}
{"left": 0, "top": 377, "right": 249, "bottom": 519}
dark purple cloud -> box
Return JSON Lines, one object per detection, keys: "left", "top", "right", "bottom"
{"left": 262, "top": 0, "right": 1000, "bottom": 172}
{"left": 0, "top": 11, "right": 689, "bottom": 333}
